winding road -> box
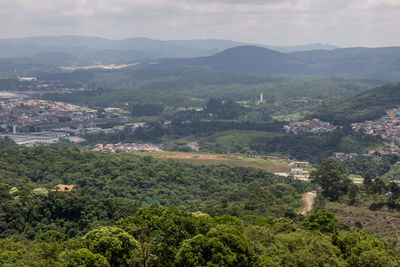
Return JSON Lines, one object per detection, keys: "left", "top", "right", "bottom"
{"left": 298, "top": 191, "right": 317, "bottom": 216}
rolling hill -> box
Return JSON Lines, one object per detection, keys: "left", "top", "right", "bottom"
{"left": 0, "top": 36, "right": 337, "bottom": 60}
{"left": 151, "top": 45, "right": 400, "bottom": 80}
{"left": 310, "top": 82, "right": 400, "bottom": 124}
{"left": 183, "top": 46, "right": 294, "bottom": 73}
{"left": 2, "top": 36, "right": 400, "bottom": 80}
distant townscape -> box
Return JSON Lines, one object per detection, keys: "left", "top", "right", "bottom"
{"left": 284, "top": 119, "right": 337, "bottom": 134}
{"left": 92, "top": 143, "right": 163, "bottom": 153}
{"left": 352, "top": 106, "right": 400, "bottom": 147}
{"left": 332, "top": 152, "right": 358, "bottom": 161}
{"left": 0, "top": 98, "right": 96, "bottom": 130}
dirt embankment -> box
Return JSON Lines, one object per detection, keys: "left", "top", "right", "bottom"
{"left": 157, "top": 153, "right": 226, "bottom": 160}
{"left": 298, "top": 191, "right": 317, "bottom": 216}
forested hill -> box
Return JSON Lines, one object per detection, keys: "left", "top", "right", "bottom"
{"left": 310, "top": 82, "right": 400, "bottom": 125}
{"left": 0, "top": 146, "right": 311, "bottom": 238}
{"left": 183, "top": 46, "right": 294, "bottom": 73}
{"left": 1, "top": 147, "right": 399, "bottom": 266}
{"left": 4, "top": 41, "right": 400, "bottom": 80}
{"left": 154, "top": 46, "right": 400, "bottom": 80}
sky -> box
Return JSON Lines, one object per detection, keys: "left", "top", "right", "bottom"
{"left": 1, "top": 0, "right": 400, "bottom": 47}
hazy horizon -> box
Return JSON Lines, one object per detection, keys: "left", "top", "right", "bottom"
{"left": 0, "top": 34, "right": 341, "bottom": 48}
{"left": 1, "top": 0, "right": 400, "bottom": 48}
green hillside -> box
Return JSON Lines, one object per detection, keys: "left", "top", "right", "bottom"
{"left": 1, "top": 146, "right": 400, "bottom": 266}
{"left": 154, "top": 46, "right": 400, "bottom": 80}
{"left": 311, "top": 82, "right": 400, "bottom": 125}
{"left": 0, "top": 146, "right": 311, "bottom": 238}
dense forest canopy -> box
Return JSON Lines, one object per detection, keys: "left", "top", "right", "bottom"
{"left": 0, "top": 146, "right": 312, "bottom": 240}
{"left": 1, "top": 205, "right": 399, "bottom": 266}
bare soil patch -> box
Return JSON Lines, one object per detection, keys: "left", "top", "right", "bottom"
{"left": 157, "top": 152, "right": 230, "bottom": 160}
{"left": 298, "top": 191, "right": 317, "bottom": 216}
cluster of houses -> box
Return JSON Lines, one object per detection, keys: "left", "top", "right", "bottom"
{"left": 52, "top": 184, "right": 77, "bottom": 192}
{"left": 352, "top": 106, "right": 400, "bottom": 148}
{"left": 0, "top": 98, "right": 97, "bottom": 131}
{"left": 0, "top": 131, "right": 86, "bottom": 146}
{"left": 186, "top": 141, "right": 200, "bottom": 151}
{"left": 284, "top": 119, "right": 337, "bottom": 134}
{"left": 91, "top": 142, "right": 163, "bottom": 153}
{"left": 52, "top": 122, "right": 148, "bottom": 136}
{"left": 17, "top": 76, "right": 88, "bottom": 91}
{"left": 332, "top": 152, "right": 358, "bottom": 161}
{"left": 274, "top": 161, "right": 311, "bottom": 181}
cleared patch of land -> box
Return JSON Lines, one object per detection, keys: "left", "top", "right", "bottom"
{"left": 60, "top": 62, "right": 140, "bottom": 71}
{"left": 327, "top": 202, "right": 400, "bottom": 244}
{"left": 133, "top": 151, "right": 291, "bottom": 173}
{"left": 0, "top": 91, "right": 27, "bottom": 98}
{"left": 206, "top": 130, "right": 284, "bottom": 149}
{"left": 273, "top": 112, "right": 303, "bottom": 122}
{"left": 298, "top": 191, "right": 317, "bottom": 216}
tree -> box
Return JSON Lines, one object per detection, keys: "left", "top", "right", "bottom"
{"left": 348, "top": 183, "right": 359, "bottom": 205}
{"left": 301, "top": 209, "right": 342, "bottom": 233}
{"left": 83, "top": 226, "right": 140, "bottom": 267}
{"left": 175, "top": 225, "right": 255, "bottom": 267}
{"left": 372, "top": 177, "right": 387, "bottom": 195}
{"left": 0, "top": 239, "right": 27, "bottom": 266}
{"left": 389, "top": 182, "right": 400, "bottom": 200}
{"left": 32, "top": 188, "right": 49, "bottom": 198}
{"left": 363, "top": 173, "right": 373, "bottom": 194}
{"left": 310, "top": 158, "right": 351, "bottom": 201}
{"left": 333, "top": 231, "right": 398, "bottom": 266}
{"left": 58, "top": 248, "right": 110, "bottom": 267}
{"left": 259, "top": 230, "right": 346, "bottom": 266}
{"left": 116, "top": 206, "right": 209, "bottom": 267}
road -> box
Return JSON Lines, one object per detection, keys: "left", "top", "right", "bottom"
{"left": 298, "top": 191, "right": 317, "bottom": 216}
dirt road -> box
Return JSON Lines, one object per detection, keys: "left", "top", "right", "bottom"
{"left": 157, "top": 152, "right": 227, "bottom": 160}
{"left": 298, "top": 191, "right": 317, "bottom": 216}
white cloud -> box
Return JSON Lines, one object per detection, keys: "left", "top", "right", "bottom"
{"left": 0, "top": 0, "right": 399, "bottom": 47}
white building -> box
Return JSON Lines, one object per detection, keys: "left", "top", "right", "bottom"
{"left": 18, "top": 77, "right": 37, "bottom": 82}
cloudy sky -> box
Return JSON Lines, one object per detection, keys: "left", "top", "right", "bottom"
{"left": 1, "top": 0, "right": 400, "bottom": 47}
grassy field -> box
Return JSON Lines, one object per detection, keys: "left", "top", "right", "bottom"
{"left": 273, "top": 112, "right": 304, "bottom": 122}
{"left": 133, "top": 151, "right": 291, "bottom": 173}
{"left": 326, "top": 201, "right": 400, "bottom": 244}
{"left": 205, "top": 130, "right": 284, "bottom": 149}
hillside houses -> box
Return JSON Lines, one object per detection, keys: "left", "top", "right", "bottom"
{"left": 52, "top": 184, "right": 77, "bottom": 192}
{"left": 332, "top": 152, "right": 358, "bottom": 161}
{"left": 284, "top": 119, "right": 337, "bottom": 134}
{"left": 352, "top": 106, "right": 400, "bottom": 149}
{"left": 0, "top": 98, "right": 97, "bottom": 131}
{"left": 92, "top": 142, "right": 163, "bottom": 153}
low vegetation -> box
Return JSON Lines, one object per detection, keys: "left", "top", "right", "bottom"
{"left": 135, "top": 151, "right": 291, "bottom": 173}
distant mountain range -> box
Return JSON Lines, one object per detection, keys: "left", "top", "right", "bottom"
{"left": 150, "top": 45, "right": 400, "bottom": 80}
{"left": 1, "top": 36, "right": 400, "bottom": 81}
{"left": 0, "top": 35, "right": 337, "bottom": 62}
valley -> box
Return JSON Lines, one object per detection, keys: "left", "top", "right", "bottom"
{"left": 2, "top": 36, "right": 400, "bottom": 266}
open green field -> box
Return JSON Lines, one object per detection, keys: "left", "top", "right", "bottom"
{"left": 205, "top": 130, "right": 284, "bottom": 149}
{"left": 273, "top": 112, "right": 304, "bottom": 122}
{"left": 133, "top": 151, "right": 291, "bottom": 173}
